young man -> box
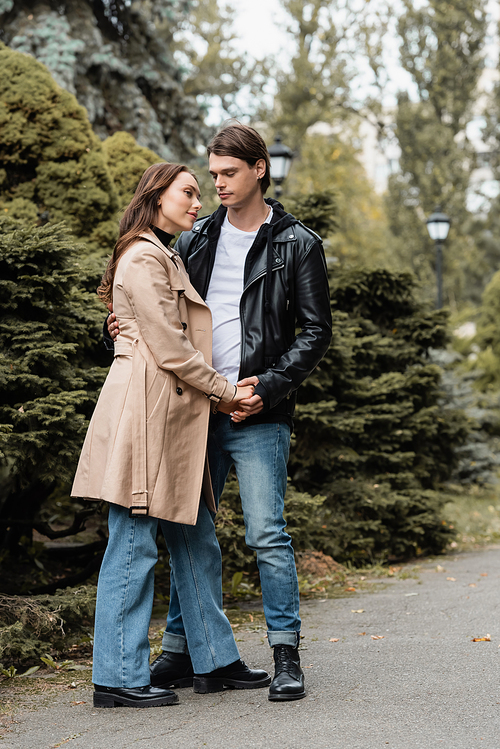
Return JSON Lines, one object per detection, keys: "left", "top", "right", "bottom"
{"left": 107, "top": 122, "right": 332, "bottom": 700}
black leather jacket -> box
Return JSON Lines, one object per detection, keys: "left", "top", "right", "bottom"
{"left": 174, "top": 198, "right": 332, "bottom": 428}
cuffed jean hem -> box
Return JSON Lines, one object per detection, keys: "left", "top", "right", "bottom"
{"left": 161, "top": 632, "right": 188, "bottom": 654}
{"left": 267, "top": 630, "right": 300, "bottom": 648}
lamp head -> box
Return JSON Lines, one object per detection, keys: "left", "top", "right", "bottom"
{"left": 268, "top": 136, "right": 294, "bottom": 183}
{"left": 426, "top": 206, "right": 451, "bottom": 242}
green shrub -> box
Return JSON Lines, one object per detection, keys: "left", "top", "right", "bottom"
{"left": 0, "top": 217, "right": 108, "bottom": 557}
{"left": 102, "top": 131, "right": 164, "bottom": 209}
{"left": 289, "top": 269, "right": 469, "bottom": 563}
{"left": 0, "top": 586, "right": 96, "bottom": 664}
{"left": 0, "top": 43, "right": 117, "bottom": 250}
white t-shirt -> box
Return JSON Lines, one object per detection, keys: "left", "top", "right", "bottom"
{"left": 205, "top": 209, "right": 273, "bottom": 385}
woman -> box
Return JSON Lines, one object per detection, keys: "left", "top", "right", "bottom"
{"left": 72, "top": 163, "right": 268, "bottom": 708}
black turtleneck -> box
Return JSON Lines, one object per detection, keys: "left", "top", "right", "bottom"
{"left": 152, "top": 226, "right": 175, "bottom": 248}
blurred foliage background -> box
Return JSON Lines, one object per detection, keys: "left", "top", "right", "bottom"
{"left": 2, "top": 0, "right": 500, "bottom": 664}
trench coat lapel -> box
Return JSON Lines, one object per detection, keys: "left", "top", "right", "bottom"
{"left": 140, "top": 232, "right": 208, "bottom": 306}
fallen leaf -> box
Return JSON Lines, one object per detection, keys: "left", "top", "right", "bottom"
{"left": 248, "top": 614, "right": 254, "bottom": 622}
{"left": 480, "top": 573, "right": 488, "bottom": 577}
{"left": 371, "top": 635, "right": 384, "bottom": 640}
{"left": 357, "top": 632, "right": 366, "bottom": 636}
{"left": 435, "top": 565, "right": 445, "bottom": 572}
{"left": 70, "top": 701, "right": 86, "bottom": 706}
{"left": 446, "top": 577, "right": 456, "bottom": 581}
{"left": 469, "top": 583, "right": 476, "bottom": 588}
{"left": 351, "top": 609, "right": 364, "bottom": 614}
{"left": 329, "top": 638, "right": 340, "bottom": 642}
{"left": 345, "top": 587, "right": 356, "bottom": 592}
{"left": 405, "top": 592, "right": 418, "bottom": 597}
{"left": 472, "top": 634, "right": 491, "bottom": 642}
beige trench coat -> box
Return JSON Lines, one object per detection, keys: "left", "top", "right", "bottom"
{"left": 71, "top": 231, "right": 235, "bottom": 524}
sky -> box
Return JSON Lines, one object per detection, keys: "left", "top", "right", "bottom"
{"left": 226, "top": 0, "right": 416, "bottom": 112}
{"left": 228, "top": 0, "right": 499, "bottom": 106}
{"left": 230, "top": 0, "right": 289, "bottom": 59}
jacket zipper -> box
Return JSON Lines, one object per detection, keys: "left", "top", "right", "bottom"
{"left": 238, "top": 262, "right": 285, "bottom": 381}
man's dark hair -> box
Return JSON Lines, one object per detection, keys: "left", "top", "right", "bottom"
{"left": 207, "top": 121, "right": 271, "bottom": 194}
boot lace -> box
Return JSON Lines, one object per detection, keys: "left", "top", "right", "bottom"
{"left": 274, "top": 645, "right": 297, "bottom": 674}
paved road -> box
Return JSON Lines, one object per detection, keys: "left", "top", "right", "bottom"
{"left": 3, "top": 547, "right": 500, "bottom": 749}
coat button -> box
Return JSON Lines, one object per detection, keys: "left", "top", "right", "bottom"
{"left": 176, "top": 387, "right": 183, "bottom": 395}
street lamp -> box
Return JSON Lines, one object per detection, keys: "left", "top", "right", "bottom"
{"left": 426, "top": 206, "right": 451, "bottom": 309}
{"left": 268, "top": 136, "right": 294, "bottom": 199}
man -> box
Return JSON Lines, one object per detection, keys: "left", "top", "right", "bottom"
{"left": 107, "top": 122, "right": 332, "bottom": 700}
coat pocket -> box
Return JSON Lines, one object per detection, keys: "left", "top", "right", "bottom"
{"left": 146, "top": 369, "right": 170, "bottom": 421}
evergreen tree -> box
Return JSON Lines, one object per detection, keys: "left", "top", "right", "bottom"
{"left": 102, "top": 131, "right": 163, "bottom": 209}
{"left": 290, "top": 269, "right": 470, "bottom": 562}
{"left": 0, "top": 0, "right": 206, "bottom": 159}
{"left": 0, "top": 217, "right": 108, "bottom": 564}
{"left": 0, "top": 44, "right": 117, "bottom": 252}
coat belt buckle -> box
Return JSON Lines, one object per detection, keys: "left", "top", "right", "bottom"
{"left": 129, "top": 506, "right": 149, "bottom": 518}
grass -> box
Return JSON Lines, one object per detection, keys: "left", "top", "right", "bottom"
{"left": 442, "top": 483, "right": 500, "bottom": 551}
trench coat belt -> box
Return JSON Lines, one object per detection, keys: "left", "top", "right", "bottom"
{"left": 115, "top": 339, "right": 149, "bottom": 517}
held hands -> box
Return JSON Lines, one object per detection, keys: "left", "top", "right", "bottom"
{"left": 236, "top": 376, "right": 263, "bottom": 416}
{"left": 221, "top": 376, "right": 263, "bottom": 422}
{"left": 235, "top": 384, "right": 255, "bottom": 401}
{"left": 107, "top": 303, "right": 120, "bottom": 340}
{"left": 219, "top": 383, "right": 255, "bottom": 423}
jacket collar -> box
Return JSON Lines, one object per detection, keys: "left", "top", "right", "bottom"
{"left": 139, "top": 230, "right": 179, "bottom": 260}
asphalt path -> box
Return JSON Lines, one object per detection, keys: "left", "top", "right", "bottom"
{"left": 3, "top": 546, "right": 500, "bottom": 749}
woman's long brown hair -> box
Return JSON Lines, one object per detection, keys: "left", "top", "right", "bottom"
{"left": 98, "top": 162, "right": 196, "bottom": 304}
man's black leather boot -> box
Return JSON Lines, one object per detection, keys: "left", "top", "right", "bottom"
{"left": 193, "top": 659, "right": 271, "bottom": 693}
{"left": 93, "top": 684, "right": 178, "bottom": 708}
{"left": 150, "top": 650, "right": 194, "bottom": 688}
{"left": 268, "top": 645, "right": 306, "bottom": 701}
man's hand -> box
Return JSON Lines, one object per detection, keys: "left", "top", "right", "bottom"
{"left": 218, "top": 383, "right": 255, "bottom": 422}
{"left": 107, "top": 303, "right": 120, "bottom": 340}
{"left": 218, "top": 399, "right": 248, "bottom": 423}
{"left": 236, "top": 376, "right": 264, "bottom": 416}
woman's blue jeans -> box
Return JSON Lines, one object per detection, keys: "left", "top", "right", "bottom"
{"left": 92, "top": 501, "right": 240, "bottom": 687}
{"left": 163, "top": 415, "right": 301, "bottom": 654}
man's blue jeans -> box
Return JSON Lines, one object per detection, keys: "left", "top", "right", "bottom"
{"left": 92, "top": 502, "right": 240, "bottom": 687}
{"left": 163, "top": 414, "right": 301, "bottom": 653}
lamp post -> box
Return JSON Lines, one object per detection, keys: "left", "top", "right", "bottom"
{"left": 268, "top": 136, "right": 294, "bottom": 199}
{"left": 426, "top": 206, "right": 451, "bottom": 309}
